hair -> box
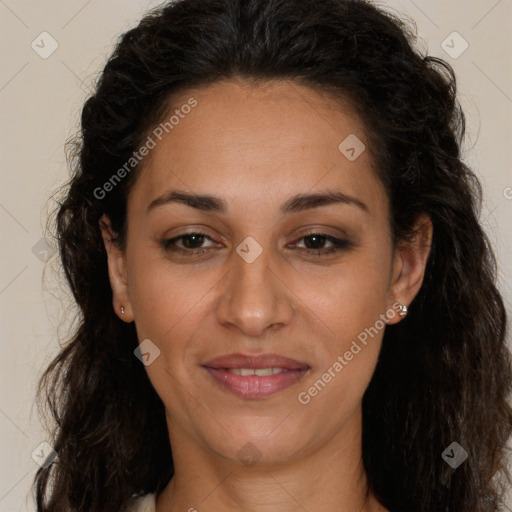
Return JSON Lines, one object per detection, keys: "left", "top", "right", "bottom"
{"left": 34, "top": 0, "right": 512, "bottom": 511}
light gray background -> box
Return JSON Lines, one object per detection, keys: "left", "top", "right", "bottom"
{"left": 1, "top": 0, "right": 511, "bottom": 510}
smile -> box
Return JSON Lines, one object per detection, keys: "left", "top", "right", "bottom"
{"left": 203, "top": 366, "right": 309, "bottom": 398}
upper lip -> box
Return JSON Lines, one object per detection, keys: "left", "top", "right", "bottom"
{"left": 203, "top": 353, "right": 310, "bottom": 370}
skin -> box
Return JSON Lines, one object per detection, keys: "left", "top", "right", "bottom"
{"left": 100, "top": 78, "right": 432, "bottom": 512}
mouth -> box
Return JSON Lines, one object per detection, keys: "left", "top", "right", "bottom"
{"left": 202, "top": 353, "right": 310, "bottom": 399}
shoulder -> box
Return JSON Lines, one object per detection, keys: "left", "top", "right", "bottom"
{"left": 123, "top": 493, "right": 156, "bottom": 512}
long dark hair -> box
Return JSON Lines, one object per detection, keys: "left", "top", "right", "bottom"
{"left": 35, "top": 0, "right": 512, "bottom": 510}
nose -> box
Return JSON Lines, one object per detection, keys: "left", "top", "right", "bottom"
{"left": 215, "top": 245, "right": 295, "bottom": 336}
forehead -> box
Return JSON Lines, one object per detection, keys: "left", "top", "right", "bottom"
{"left": 129, "top": 78, "right": 387, "bottom": 217}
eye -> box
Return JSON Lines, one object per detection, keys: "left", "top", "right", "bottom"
{"left": 160, "top": 231, "right": 353, "bottom": 257}
{"left": 290, "top": 233, "right": 353, "bottom": 256}
{"left": 161, "top": 232, "right": 219, "bottom": 254}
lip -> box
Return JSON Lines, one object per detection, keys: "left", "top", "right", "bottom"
{"left": 202, "top": 353, "right": 310, "bottom": 399}
{"left": 203, "top": 367, "right": 310, "bottom": 398}
{"left": 203, "top": 352, "right": 309, "bottom": 370}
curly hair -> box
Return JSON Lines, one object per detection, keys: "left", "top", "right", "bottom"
{"left": 34, "top": 0, "right": 512, "bottom": 511}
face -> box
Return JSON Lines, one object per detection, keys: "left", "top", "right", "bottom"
{"left": 101, "top": 78, "right": 431, "bottom": 467}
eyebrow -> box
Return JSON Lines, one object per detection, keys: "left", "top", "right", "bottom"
{"left": 147, "top": 189, "right": 369, "bottom": 215}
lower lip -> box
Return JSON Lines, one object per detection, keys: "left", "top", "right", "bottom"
{"left": 203, "top": 367, "right": 309, "bottom": 399}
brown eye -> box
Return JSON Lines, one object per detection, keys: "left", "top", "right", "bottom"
{"left": 303, "top": 234, "right": 329, "bottom": 250}
{"left": 178, "top": 233, "right": 207, "bottom": 249}
{"left": 161, "top": 232, "right": 218, "bottom": 252}
{"left": 291, "top": 233, "right": 353, "bottom": 256}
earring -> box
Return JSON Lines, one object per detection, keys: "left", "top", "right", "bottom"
{"left": 398, "top": 304, "right": 408, "bottom": 317}
{"left": 120, "top": 306, "right": 125, "bottom": 315}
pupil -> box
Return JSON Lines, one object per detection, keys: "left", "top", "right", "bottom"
{"left": 183, "top": 234, "right": 204, "bottom": 248}
{"left": 305, "top": 235, "right": 325, "bottom": 249}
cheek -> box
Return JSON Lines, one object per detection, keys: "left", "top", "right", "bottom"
{"left": 297, "top": 273, "right": 387, "bottom": 417}
{"left": 126, "top": 250, "right": 216, "bottom": 349}
{"left": 296, "top": 250, "right": 391, "bottom": 339}
{"left": 293, "top": 244, "right": 391, "bottom": 404}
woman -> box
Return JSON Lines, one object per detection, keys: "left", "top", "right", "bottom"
{"left": 34, "top": 0, "right": 512, "bottom": 511}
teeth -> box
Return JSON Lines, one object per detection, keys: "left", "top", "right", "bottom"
{"left": 227, "top": 367, "right": 287, "bottom": 376}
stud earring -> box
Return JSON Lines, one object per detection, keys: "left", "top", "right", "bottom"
{"left": 120, "top": 306, "right": 125, "bottom": 315}
{"left": 398, "top": 304, "right": 408, "bottom": 317}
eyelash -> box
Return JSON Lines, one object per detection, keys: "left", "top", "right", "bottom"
{"left": 160, "top": 231, "right": 353, "bottom": 257}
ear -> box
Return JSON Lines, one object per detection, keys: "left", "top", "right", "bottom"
{"left": 386, "top": 213, "right": 433, "bottom": 325}
{"left": 99, "top": 214, "right": 134, "bottom": 322}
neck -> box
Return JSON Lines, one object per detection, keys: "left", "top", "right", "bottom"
{"left": 155, "top": 409, "right": 388, "bottom": 512}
